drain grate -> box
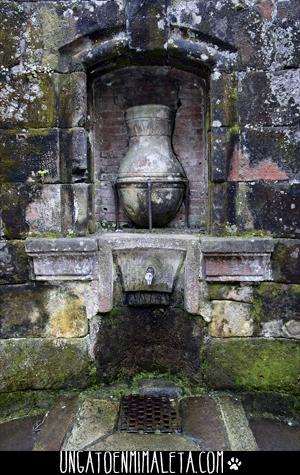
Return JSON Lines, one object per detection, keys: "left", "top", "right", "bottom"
{"left": 118, "top": 395, "right": 181, "bottom": 434}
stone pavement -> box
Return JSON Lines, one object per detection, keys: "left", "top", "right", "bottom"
{"left": 1, "top": 390, "right": 299, "bottom": 451}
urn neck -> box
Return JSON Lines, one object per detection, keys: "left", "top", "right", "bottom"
{"left": 125, "top": 104, "right": 173, "bottom": 138}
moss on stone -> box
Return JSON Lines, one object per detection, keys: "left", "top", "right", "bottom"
{"left": 250, "top": 283, "right": 300, "bottom": 325}
{"left": 209, "top": 284, "right": 232, "bottom": 300}
{"left": 205, "top": 338, "right": 300, "bottom": 394}
{"left": 0, "top": 337, "right": 91, "bottom": 392}
{"left": 0, "top": 389, "right": 66, "bottom": 424}
{"left": 230, "top": 123, "right": 240, "bottom": 136}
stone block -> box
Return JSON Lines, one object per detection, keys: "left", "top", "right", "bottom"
{"left": 25, "top": 238, "right": 98, "bottom": 281}
{"left": 63, "top": 399, "right": 119, "bottom": 451}
{"left": 0, "top": 129, "right": 60, "bottom": 183}
{"left": 209, "top": 300, "right": 253, "bottom": 337}
{"left": 0, "top": 183, "right": 61, "bottom": 239}
{"left": 252, "top": 282, "right": 300, "bottom": 327}
{"left": 238, "top": 70, "right": 300, "bottom": 126}
{"left": 205, "top": 338, "right": 300, "bottom": 394}
{"left": 0, "top": 337, "right": 90, "bottom": 392}
{"left": 0, "top": 73, "right": 57, "bottom": 128}
{"left": 169, "top": 1, "right": 273, "bottom": 70}
{"left": 62, "top": 184, "right": 93, "bottom": 236}
{"left": 74, "top": 0, "right": 125, "bottom": 38}
{"left": 34, "top": 396, "right": 79, "bottom": 451}
{"left": 210, "top": 182, "right": 232, "bottom": 231}
{"left": 0, "top": 2, "right": 25, "bottom": 69}
{"left": 181, "top": 396, "right": 230, "bottom": 450}
{"left": 126, "top": 0, "right": 168, "bottom": 53}
{"left": 233, "top": 182, "right": 300, "bottom": 238}
{"left": 210, "top": 128, "right": 235, "bottom": 183}
{"left": 201, "top": 238, "right": 273, "bottom": 282}
{"left": 210, "top": 73, "right": 238, "bottom": 127}
{"left": 209, "top": 284, "right": 253, "bottom": 303}
{"left": 59, "top": 128, "right": 88, "bottom": 183}
{"left": 0, "top": 282, "right": 93, "bottom": 338}
{"left": 58, "top": 73, "right": 87, "bottom": 127}
{"left": 272, "top": 0, "right": 300, "bottom": 69}
{"left": 25, "top": 185, "right": 62, "bottom": 235}
{"left": 0, "top": 240, "right": 30, "bottom": 284}
{"left": 272, "top": 239, "right": 300, "bottom": 283}
{"left": 230, "top": 127, "right": 300, "bottom": 182}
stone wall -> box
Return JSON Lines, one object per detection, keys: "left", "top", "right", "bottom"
{"left": 0, "top": 0, "right": 299, "bottom": 394}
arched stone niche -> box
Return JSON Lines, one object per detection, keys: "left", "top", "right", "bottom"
{"left": 58, "top": 23, "right": 238, "bottom": 233}
{"left": 92, "top": 66, "right": 207, "bottom": 229}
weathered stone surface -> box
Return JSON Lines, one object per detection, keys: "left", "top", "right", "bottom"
{"left": 209, "top": 300, "right": 253, "bottom": 337}
{"left": 0, "top": 283, "right": 92, "bottom": 338}
{"left": 272, "top": 239, "right": 300, "bottom": 284}
{"left": 63, "top": 399, "right": 119, "bottom": 451}
{"left": 116, "top": 248, "right": 185, "bottom": 293}
{"left": 126, "top": 0, "right": 168, "bottom": 53}
{"left": 74, "top": 0, "right": 125, "bottom": 39}
{"left": 210, "top": 72, "right": 237, "bottom": 127}
{"left": 60, "top": 128, "right": 88, "bottom": 183}
{"left": 272, "top": 0, "right": 300, "bottom": 69}
{"left": 229, "top": 127, "right": 300, "bottom": 182}
{"left": 94, "top": 307, "right": 204, "bottom": 383}
{"left": 139, "top": 379, "right": 182, "bottom": 397}
{"left": 181, "top": 396, "right": 230, "bottom": 450}
{"left": 34, "top": 396, "right": 79, "bottom": 451}
{"left": 205, "top": 338, "right": 300, "bottom": 394}
{"left": 25, "top": 185, "right": 62, "bottom": 235}
{"left": 201, "top": 238, "right": 273, "bottom": 282}
{"left": 231, "top": 182, "right": 300, "bottom": 238}
{"left": 0, "top": 2, "right": 25, "bottom": 70}
{"left": 0, "top": 183, "right": 44, "bottom": 239}
{"left": 62, "top": 184, "right": 93, "bottom": 236}
{"left": 0, "top": 129, "right": 60, "bottom": 183}
{"left": 58, "top": 73, "right": 87, "bottom": 128}
{"left": 283, "top": 320, "right": 300, "bottom": 340}
{"left": 0, "top": 73, "right": 57, "bottom": 128}
{"left": 209, "top": 128, "right": 232, "bottom": 183}
{"left": 0, "top": 337, "right": 91, "bottom": 392}
{"left": 25, "top": 238, "right": 99, "bottom": 281}
{"left": 209, "top": 284, "right": 253, "bottom": 303}
{"left": 251, "top": 283, "right": 300, "bottom": 327}
{"left": 210, "top": 182, "right": 231, "bottom": 231}
{"left": 249, "top": 417, "right": 300, "bottom": 451}
{"left": 238, "top": 70, "right": 300, "bottom": 126}
{"left": 215, "top": 394, "right": 258, "bottom": 451}
{"left": 0, "top": 415, "right": 38, "bottom": 451}
{"left": 0, "top": 240, "right": 29, "bottom": 284}
{"left": 88, "top": 432, "right": 200, "bottom": 451}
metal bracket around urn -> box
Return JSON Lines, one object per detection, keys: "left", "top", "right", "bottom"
{"left": 113, "top": 178, "right": 190, "bottom": 232}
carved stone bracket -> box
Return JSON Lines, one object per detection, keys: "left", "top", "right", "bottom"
{"left": 25, "top": 235, "right": 274, "bottom": 315}
{"left": 200, "top": 238, "right": 274, "bottom": 282}
{"left": 25, "top": 238, "right": 98, "bottom": 281}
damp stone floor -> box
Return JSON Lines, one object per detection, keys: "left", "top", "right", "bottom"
{"left": 0, "top": 384, "right": 300, "bottom": 451}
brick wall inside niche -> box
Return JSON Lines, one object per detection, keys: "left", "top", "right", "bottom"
{"left": 92, "top": 66, "right": 207, "bottom": 229}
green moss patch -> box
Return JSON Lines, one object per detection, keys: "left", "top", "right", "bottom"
{"left": 0, "top": 337, "right": 91, "bottom": 392}
{"left": 204, "top": 338, "right": 300, "bottom": 394}
{"left": 251, "top": 283, "right": 300, "bottom": 324}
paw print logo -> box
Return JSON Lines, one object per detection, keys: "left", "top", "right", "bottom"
{"left": 228, "top": 457, "right": 242, "bottom": 471}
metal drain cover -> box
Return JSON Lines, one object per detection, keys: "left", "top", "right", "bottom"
{"left": 118, "top": 395, "right": 181, "bottom": 434}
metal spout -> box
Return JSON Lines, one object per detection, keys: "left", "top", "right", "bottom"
{"left": 145, "top": 267, "right": 155, "bottom": 286}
